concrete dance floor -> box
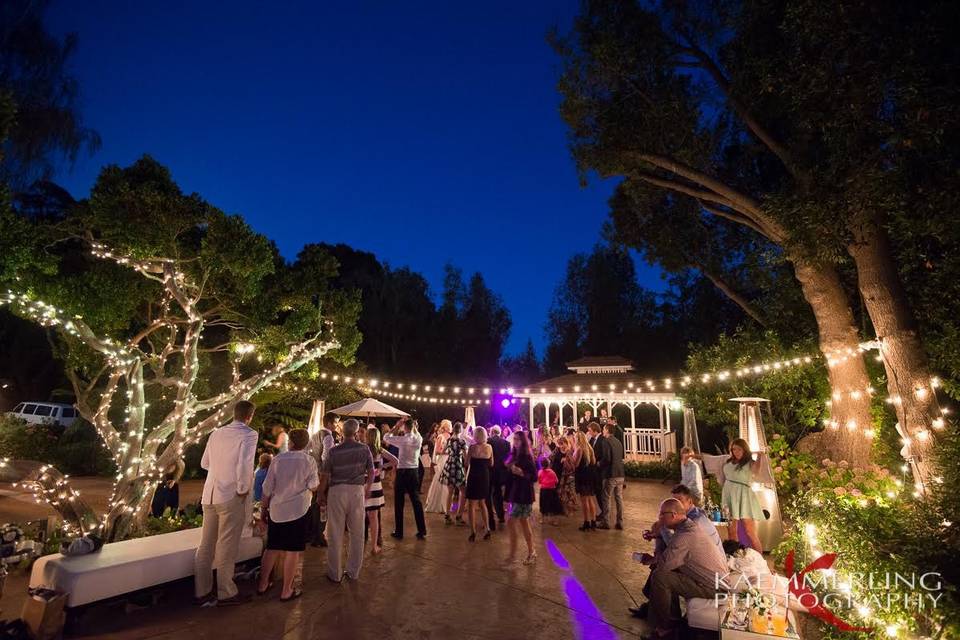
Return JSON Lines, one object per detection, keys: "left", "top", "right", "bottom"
{"left": 56, "top": 480, "right": 673, "bottom": 639}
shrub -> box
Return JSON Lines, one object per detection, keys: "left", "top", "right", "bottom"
{"left": 625, "top": 453, "right": 679, "bottom": 479}
{"left": 774, "top": 461, "right": 960, "bottom": 639}
{"left": 0, "top": 415, "right": 115, "bottom": 476}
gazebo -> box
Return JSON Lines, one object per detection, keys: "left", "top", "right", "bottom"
{"left": 516, "top": 356, "right": 680, "bottom": 461}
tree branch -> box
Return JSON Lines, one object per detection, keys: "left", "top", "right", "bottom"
{"left": 633, "top": 170, "right": 738, "bottom": 211}
{"left": 634, "top": 153, "right": 765, "bottom": 217}
{"left": 674, "top": 40, "right": 801, "bottom": 178}
{"left": 697, "top": 201, "right": 775, "bottom": 240}
{"left": 690, "top": 258, "right": 767, "bottom": 327}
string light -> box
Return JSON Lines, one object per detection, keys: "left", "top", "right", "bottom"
{"left": 3, "top": 241, "right": 340, "bottom": 534}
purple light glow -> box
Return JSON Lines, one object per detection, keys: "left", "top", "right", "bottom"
{"left": 544, "top": 539, "right": 618, "bottom": 640}
{"left": 500, "top": 398, "right": 511, "bottom": 409}
{"left": 545, "top": 539, "right": 570, "bottom": 570}
{"left": 563, "top": 576, "right": 619, "bottom": 640}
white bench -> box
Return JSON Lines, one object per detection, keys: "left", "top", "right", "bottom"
{"left": 29, "top": 528, "right": 263, "bottom": 607}
{"left": 686, "top": 574, "right": 805, "bottom": 631}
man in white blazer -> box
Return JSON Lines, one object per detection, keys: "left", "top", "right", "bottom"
{"left": 194, "top": 400, "right": 258, "bottom": 606}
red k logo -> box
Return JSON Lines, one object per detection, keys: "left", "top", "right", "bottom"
{"left": 784, "top": 550, "right": 872, "bottom": 633}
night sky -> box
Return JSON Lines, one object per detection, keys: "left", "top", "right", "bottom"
{"left": 48, "top": 1, "right": 667, "bottom": 356}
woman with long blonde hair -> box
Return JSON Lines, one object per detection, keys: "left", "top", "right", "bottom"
{"left": 364, "top": 426, "right": 398, "bottom": 554}
{"left": 573, "top": 428, "right": 600, "bottom": 531}
{"left": 424, "top": 419, "right": 453, "bottom": 513}
{"left": 464, "top": 427, "right": 493, "bottom": 541}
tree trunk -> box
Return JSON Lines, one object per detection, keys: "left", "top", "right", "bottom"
{"left": 102, "top": 475, "right": 154, "bottom": 542}
{"left": 791, "top": 259, "right": 874, "bottom": 466}
{"left": 847, "top": 213, "right": 936, "bottom": 489}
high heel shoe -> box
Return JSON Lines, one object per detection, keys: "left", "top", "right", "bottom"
{"left": 523, "top": 552, "right": 538, "bottom": 565}
{"left": 468, "top": 532, "right": 476, "bottom": 542}
{"left": 444, "top": 514, "right": 452, "bottom": 525}
{"left": 579, "top": 521, "right": 591, "bottom": 531}
{"left": 483, "top": 529, "right": 492, "bottom": 541}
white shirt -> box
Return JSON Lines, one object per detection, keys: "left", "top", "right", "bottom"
{"left": 306, "top": 428, "right": 335, "bottom": 467}
{"left": 383, "top": 431, "right": 422, "bottom": 469}
{"left": 681, "top": 459, "right": 704, "bottom": 499}
{"left": 262, "top": 450, "right": 320, "bottom": 522}
{"left": 200, "top": 420, "right": 258, "bottom": 505}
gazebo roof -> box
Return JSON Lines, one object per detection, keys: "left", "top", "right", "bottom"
{"left": 517, "top": 355, "right": 676, "bottom": 401}
{"left": 522, "top": 370, "right": 670, "bottom": 394}
{"left": 565, "top": 356, "right": 634, "bottom": 371}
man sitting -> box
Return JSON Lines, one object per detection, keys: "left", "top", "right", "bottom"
{"left": 630, "top": 484, "right": 724, "bottom": 618}
{"left": 631, "top": 497, "right": 727, "bottom": 639}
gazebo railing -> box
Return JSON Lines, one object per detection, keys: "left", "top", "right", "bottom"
{"left": 623, "top": 428, "right": 668, "bottom": 457}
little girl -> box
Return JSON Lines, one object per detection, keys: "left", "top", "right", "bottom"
{"left": 537, "top": 457, "right": 562, "bottom": 526}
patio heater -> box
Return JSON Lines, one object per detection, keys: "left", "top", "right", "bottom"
{"left": 464, "top": 406, "right": 476, "bottom": 428}
{"left": 730, "top": 397, "right": 783, "bottom": 550}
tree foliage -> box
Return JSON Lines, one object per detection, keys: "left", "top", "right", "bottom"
{"left": 0, "top": 0, "right": 100, "bottom": 188}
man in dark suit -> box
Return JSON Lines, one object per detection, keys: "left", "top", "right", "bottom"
{"left": 598, "top": 422, "right": 625, "bottom": 529}
{"left": 487, "top": 425, "right": 511, "bottom": 530}
{"left": 589, "top": 421, "right": 612, "bottom": 526}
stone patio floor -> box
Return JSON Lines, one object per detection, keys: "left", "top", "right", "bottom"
{"left": 2, "top": 478, "right": 677, "bottom": 640}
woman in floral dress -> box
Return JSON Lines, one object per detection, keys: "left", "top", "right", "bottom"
{"left": 557, "top": 435, "right": 579, "bottom": 515}
{"left": 440, "top": 421, "right": 467, "bottom": 524}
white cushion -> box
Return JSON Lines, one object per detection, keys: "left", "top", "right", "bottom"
{"left": 687, "top": 597, "right": 720, "bottom": 630}
{"left": 29, "top": 528, "right": 263, "bottom": 607}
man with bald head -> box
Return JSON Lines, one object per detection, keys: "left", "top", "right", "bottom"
{"left": 640, "top": 498, "right": 728, "bottom": 638}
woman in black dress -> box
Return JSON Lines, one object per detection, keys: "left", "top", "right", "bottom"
{"left": 505, "top": 431, "right": 538, "bottom": 565}
{"left": 573, "top": 430, "right": 600, "bottom": 531}
{"left": 464, "top": 427, "right": 493, "bottom": 541}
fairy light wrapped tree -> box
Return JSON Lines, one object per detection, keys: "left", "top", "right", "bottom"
{"left": 0, "top": 157, "right": 361, "bottom": 540}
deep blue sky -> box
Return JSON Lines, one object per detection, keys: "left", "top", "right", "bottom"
{"left": 48, "top": 1, "right": 667, "bottom": 356}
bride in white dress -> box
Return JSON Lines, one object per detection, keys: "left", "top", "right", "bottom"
{"left": 424, "top": 420, "right": 452, "bottom": 513}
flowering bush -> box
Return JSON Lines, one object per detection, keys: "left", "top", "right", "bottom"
{"left": 774, "top": 463, "right": 960, "bottom": 640}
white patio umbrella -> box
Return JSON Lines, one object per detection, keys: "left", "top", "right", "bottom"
{"left": 330, "top": 397, "right": 410, "bottom": 419}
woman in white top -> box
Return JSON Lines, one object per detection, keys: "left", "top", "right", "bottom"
{"left": 256, "top": 428, "right": 318, "bottom": 601}
{"left": 424, "top": 420, "right": 452, "bottom": 513}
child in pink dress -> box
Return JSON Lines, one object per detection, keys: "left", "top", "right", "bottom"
{"left": 537, "top": 459, "right": 562, "bottom": 525}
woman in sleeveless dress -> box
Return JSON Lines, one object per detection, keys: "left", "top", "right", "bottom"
{"left": 440, "top": 422, "right": 467, "bottom": 524}
{"left": 573, "top": 431, "right": 599, "bottom": 531}
{"left": 464, "top": 427, "right": 493, "bottom": 541}
{"left": 364, "top": 426, "right": 397, "bottom": 555}
{"left": 721, "top": 437, "right": 765, "bottom": 553}
{"left": 424, "top": 420, "right": 452, "bottom": 513}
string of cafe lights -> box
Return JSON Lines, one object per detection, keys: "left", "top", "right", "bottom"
{"left": 275, "top": 352, "right": 821, "bottom": 405}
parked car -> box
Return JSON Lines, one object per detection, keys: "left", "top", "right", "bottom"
{"left": 5, "top": 402, "right": 79, "bottom": 427}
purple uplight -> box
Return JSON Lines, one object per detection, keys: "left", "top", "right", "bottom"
{"left": 545, "top": 539, "right": 570, "bottom": 570}
{"left": 544, "top": 539, "right": 618, "bottom": 640}
{"left": 563, "top": 576, "right": 619, "bottom": 640}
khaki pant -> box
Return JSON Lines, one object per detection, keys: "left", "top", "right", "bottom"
{"left": 649, "top": 568, "right": 717, "bottom": 630}
{"left": 194, "top": 494, "right": 248, "bottom": 599}
{"left": 602, "top": 477, "right": 625, "bottom": 526}
{"left": 326, "top": 484, "right": 365, "bottom": 581}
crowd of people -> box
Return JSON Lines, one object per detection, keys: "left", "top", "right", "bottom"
{"left": 191, "top": 399, "right": 769, "bottom": 636}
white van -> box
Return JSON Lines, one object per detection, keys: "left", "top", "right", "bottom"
{"left": 5, "top": 402, "right": 79, "bottom": 427}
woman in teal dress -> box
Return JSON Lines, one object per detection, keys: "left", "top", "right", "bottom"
{"left": 721, "top": 437, "right": 765, "bottom": 553}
